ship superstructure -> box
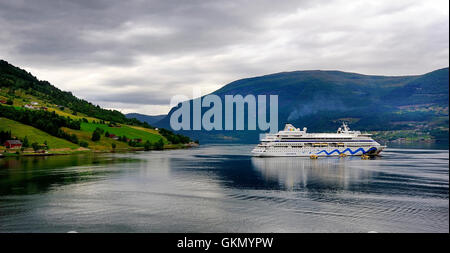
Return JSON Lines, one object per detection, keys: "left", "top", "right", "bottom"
{"left": 251, "top": 122, "right": 385, "bottom": 157}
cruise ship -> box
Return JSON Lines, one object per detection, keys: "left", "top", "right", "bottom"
{"left": 251, "top": 122, "right": 386, "bottom": 157}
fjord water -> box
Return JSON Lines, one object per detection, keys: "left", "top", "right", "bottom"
{"left": 0, "top": 145, "right": 448, "bottom": 233}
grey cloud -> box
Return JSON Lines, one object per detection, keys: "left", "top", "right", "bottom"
{"left": 0, "top": 0, "right": 312, "bottom": 66}
{"left": 93, "top": 91, "right": 171, "bottom": 105}
{"left": 0, "top": 0, "right": 448, "bottom": 115}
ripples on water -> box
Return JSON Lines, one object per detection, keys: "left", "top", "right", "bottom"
{"left": 0, "top": 145, "right": 448, "bottom": 232}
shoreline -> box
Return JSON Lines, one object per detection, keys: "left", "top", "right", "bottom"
{"left": 0, "top": 143, "right": 200, "bottom": 158}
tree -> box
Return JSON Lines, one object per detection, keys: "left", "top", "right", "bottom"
{"left": 31, "top": 142, "right": 39, "bottom": 152}
{"left": 155, "top": 138, "right": 164, "bottom": 150}
{"left": 105, "top": 131, "right": 110, "bottom": 137}
{"left": 91, "top": 130, "right": 101, "bottom": 141}
{"left": 144, "top": 140, "right": 152, "bottom": 151}
{"left": 94, "top": 127, "right": 104, "bottom": 134}
{"left": 70, "top": 134, "right": 79, "bottom": 144}
{"left": 111, "top": 143, "right": 116, "bottom": 150}
{"left": 22, "top": 136, "right": 29, "bottom": 148}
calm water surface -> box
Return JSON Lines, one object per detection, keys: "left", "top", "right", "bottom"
{"left": 0, "top": 145, "right": 448, "bottom": 232}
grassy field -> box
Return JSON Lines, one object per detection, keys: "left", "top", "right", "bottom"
{"left": 61, "top": 127, "right": 129, "bottom": 151}
{"left": 46, "top": 107, "right": 99, "bottom": 122}
{"left": 0, "top": 88, "right": 99, "bottom": 122}
{"left": 0, "top": 117, "right": 79, "bottom": 149}
{"left": 80, "top": 122, "right": 166, "bottom": 143}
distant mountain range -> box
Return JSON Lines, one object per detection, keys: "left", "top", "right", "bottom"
{"left": 133, "top": 67, "right": 449, "bottom": 143}
{"left": 125, "top": 113, "right": 167, "bottom": 125}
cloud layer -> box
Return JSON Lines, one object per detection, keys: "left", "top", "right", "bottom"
{"left": 1, "top": 0, "right": 448, "bottom": 114}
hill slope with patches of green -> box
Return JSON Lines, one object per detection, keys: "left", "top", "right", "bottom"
{"left": 0, "top": 59, "right": 192, "bottom": 153}
{"left": 0, "top": 117, "right": 79, "bottom": 150}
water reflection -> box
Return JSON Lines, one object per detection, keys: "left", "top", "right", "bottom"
{"left": 0, "top": 145, "right": 447, "bottom": 233}
{"left": 0, "top": 154, "right": 140, "bottom": 195}
{"left": 251, "top": 157, "right": 375, "bottom": 191}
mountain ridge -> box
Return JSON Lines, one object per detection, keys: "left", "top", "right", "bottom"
{"left": 151, "top": 67, "right": 449, "bottom": 143}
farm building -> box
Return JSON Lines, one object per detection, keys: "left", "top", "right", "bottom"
{"left": 4, "top": 140, "right": 22, "bottom": 149}
{"left": 109, "top": 134, "right": 119, "bottom": 140}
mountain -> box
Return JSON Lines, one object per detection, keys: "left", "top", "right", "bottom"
{"left": 125, "top": 113, "right": 166, "bottom": 125}
{"left": 154, "top": 67, "right": 449, "bottom": 143}
{"left": 0, "top": 60, "right": 131, "bottom": 123}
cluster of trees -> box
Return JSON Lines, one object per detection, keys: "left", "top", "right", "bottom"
{"left": 112, "top": 133, "right": 164, "bottom": 150}
{"left": 0, "top": 105, "right": 81, "bottom": 145}
{"left": 148, "top": 139, "right": 164, "bottom": 150}
{"left": 0, "top": 105, "right": 81, "bottom": 133}
{"left": 31, "top": 141, "right": 49, "bottom": 152}
{"left": 0, "top": 130, "right": 12, "bottom": 144}
{"left": 158, "top": 128, "right": 191, "bottom": 144}
{"left": 79, "top": 141, "right": 89, "bottom": 147}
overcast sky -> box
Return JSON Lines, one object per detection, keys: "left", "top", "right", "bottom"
{"left": 0, "top": 0, "right": 448, "bottom": 115}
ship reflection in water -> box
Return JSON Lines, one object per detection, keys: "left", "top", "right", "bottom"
{"left": 251, "top": 156, "right": 376, "bottom": 191}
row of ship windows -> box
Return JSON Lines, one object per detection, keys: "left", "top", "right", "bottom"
{"left": 270, "top": 144, "right": 371, "bottom": 147}
{"left": 268, "top": 147, "right": 365, "bottom": 149}
{"left": 277, "top": 138, "right": 353, "bottom": 139}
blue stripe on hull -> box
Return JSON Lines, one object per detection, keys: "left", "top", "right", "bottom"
{"left": 316, "top": 147, "right": 377, "bottom": 155}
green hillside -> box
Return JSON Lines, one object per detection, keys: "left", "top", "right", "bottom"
{"left": 0, "top": 59, "right": 192, "bottom": 155}
{"left": 80, "top": 122, "right": 165, "bottom": 143}
{"left": 0, "top": 117, "right": 79, "bottom": 150}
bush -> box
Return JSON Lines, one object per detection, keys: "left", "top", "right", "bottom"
{"left": 79, "top": 141, "right": 89, "bottom": 147}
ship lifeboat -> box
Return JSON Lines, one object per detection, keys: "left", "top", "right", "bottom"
{"left": 361, "top": 154, "right": 370, "bottom": 159}
{"left": 310, "top": 154, "right": 318, "bottom": 159}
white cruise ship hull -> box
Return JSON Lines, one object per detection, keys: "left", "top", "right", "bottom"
{"left": 251, "top": 146, "right": 385, "bottom": 157}
{"left": 252, "top": 123, "right": 386, "bottom": 157}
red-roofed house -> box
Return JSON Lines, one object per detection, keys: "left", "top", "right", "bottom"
{"left": 4, "top": 140, "right": 22, "bottom": 149}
